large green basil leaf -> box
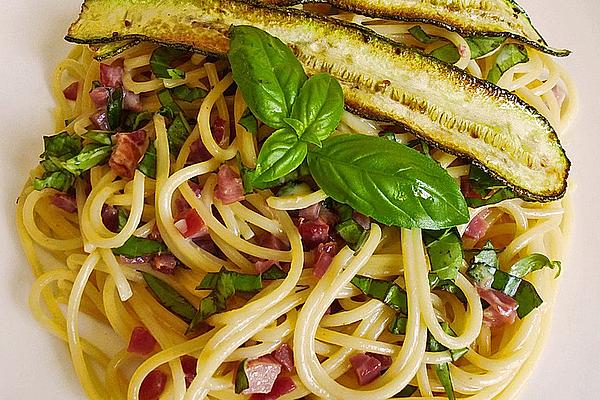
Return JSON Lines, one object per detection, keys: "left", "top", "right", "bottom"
{"left": 307, "top": 135, "right": 469, "bottom": 229}
{"left": 290, "top": 73, "right": 344, "bottom": 146}
{"left": 228, "top": 25, "right": 307, "bottom": 129}
{"left": 250, "top": 128, "right": 308, "bottom": 189}
{"left": 487, "top": 44, "right": 529, "bottom": 84}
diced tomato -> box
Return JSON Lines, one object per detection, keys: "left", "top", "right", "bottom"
{"left": 271, "top": 343, "right": 294, "bottom": 372}
{"left": 249, "top": 376, "right": 296, "bottom": 400}
{"left": 175, "top": 208, "right": 208, "bottom": 239}
{"left": 139, "top": 369, "right": 167, "bottom": 400}
{"left": 62, "top": 82, "right": 79, "bottom": 101}
{"left": 215, "top": 165, "right": 245, "bottom": 205}
{"left": 127, "top": 326, "right": 157, "bottom": 356}
{"left": 181, "top": 355, "right": 198, "bottom": 388}
{"left": 349, "top": 353, "right": 383, "bottom": 386}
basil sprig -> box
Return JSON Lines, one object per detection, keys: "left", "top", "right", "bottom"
{"left": 467, "top": 243, "right": 560, "bottom": 318}
{"left": 228, "top": 25, "right": 343, "bottom": 189}
{"left": 308, "top": 135, "right": 469, "bottom": 229}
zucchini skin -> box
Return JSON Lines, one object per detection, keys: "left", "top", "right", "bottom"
{"left": 66, "top": 0, "right": 569, "bottom": 201}
{"left": 91, "top": 39, "right": 140, "bottom": 60}
{"left": 255, "top": 0, "right": 570, "bottom": 57}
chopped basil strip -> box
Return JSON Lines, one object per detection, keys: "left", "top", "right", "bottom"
{"left": 395, "top": 385, "right": 418, "bottom": 397}
{"left": 389, "top": 315, "right": 408, "bottom": 335}
{"left": 409, "top": 26, "right": 437, "bottom": 44}
{"left": 138, "top": 140, "right": 157, "bottom": 179}
{"left": 42, "top": 132, "right": 82, "bottom": 159}
{"left": 234, "top": 359, "right": 250, "bottom": 394}
{"left": 33, "top": 171, "right": 75, "bottom": 192}
{"left": 117, "top": 208, "right": 128, "bottom": 232}
{"left": 61, "top": 144, "right": 112, "bottom": 175}
{"left": 508, "top": 253, "right": 561, "bottom": 278}
{"left": 466, "top": 165, "right": 516, "bottom": 207}
{"left": 157, "top": 88, "right": 183, "bottom": 118}
{"left": 197, "top": 267, "right": 263, "bottom": 292}
{"left": 150, "top": 47, "right": 188, "bottom": 79}
{"left": 467, "top": 243, "right": 559, "bottom": 318}
{"left": 261, "top": 265, "right": 288, "bottom": 280}
{"left": 431, "top": 36, "right": 506, "bottom": 64}
{"left": 427, "top": 323, "right": 464, "bottom": 400}
{"left": 351, "top": 275, "right": 408, "bottom": 314}
{"left": 107, "top": 87, "right": 123, "bottom": 130}
{"left": 423, "top": 228, "right": 463, "bottom": 281}
{"left": 170, "top": 85, "right": 207, "bottom": 102}
{"left": 142, "top": 272, "right": 197, "bottom": 323}
{"left": 113, "top": 236, "right": 167, "bottom": 258}
{"left": 308, "top": 135, "right": 469, "bottom": 230}
{"left": 84, "top": 130, "right": 113, "bottom": 145}
{"left": 157, "top": 89, "right": 191, "bottom": 154}
{"left": 124, "top": 111, "right": 153, "bottom": 131}
{"left": 434, "top": 363, "right": 456, "bottom": 400}
{"left": 487, "top": 44, "right": 529, "bottom": 84}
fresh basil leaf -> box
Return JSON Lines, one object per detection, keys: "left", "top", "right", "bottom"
{"left": 138, "top": 140, "right": 157, "bottom": 179}
{"left": 33, "top": 171, "right": 75, "bottom": 192}
{"left": 290, "top": 73, "right": 344, "bottom": 146}
{"left": 107, "top": 87, "right": 123, "bottom": 130}
{"left": 170, "top": 85, "right": 207, "bottom": 102}
{"left": 409, "top": 26, "right": 437, "bottom": 44}
{"left": 249, "top": 128, "right": 308, "bottom": 189}
{"left": 239, "top": 112, "right": 258, "bottom": 135}
{"left": 473, "top": 241, "right": 500, "bottom": 269}
{"left": 142, "top": 272, "right": 197, "bottom": 323}
{"left": 113, "top": 236, "right": 167, "bottom": 258}
{"left": 432, "top": 278, "right": 467, "bottom": 304}
{"left": 307, "top": 135, "right": 469, "bottom": 230}
{"left": 42, "top": 132, "right": 82, "bottom": 159}
{"left": 61, "top": 144, "right": 112, "bottom": 175}
{"left": 228, "top": 25, "right": 307, "bottom": 129}
{"left": 124, "top": 111, "right": 153, "bottom": 131}
{"left": 508, "top": 253, "right": 561, "bottom": 278}
{"left": 513, "top": 280, "right": 544, "bottom": 319}
{"left": 351, "top": 275, "right": 408, "bottom": 314}
{"left": 150, "top": 47, "right": 188, "bottom": 79}
{"left": 487, "top": 44, "right": 529, "bottom": 84}
{"left": 430, "top": 44, "right": 463, "bottom": 64}
{"left": 336, "top": 219, "right": 365, "bottom": 248}
{"left": 84, "top": 130, "right": 113, "bottom": 145}
{"left": 424, "top": 228, "right": 463, "bottom": 281}
{"left": 117, "top": 208, "right": 128, "bottom": 232}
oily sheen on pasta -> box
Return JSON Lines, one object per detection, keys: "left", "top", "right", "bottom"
{"left": 16, "top": 3, "right": 576, "bottom": 400}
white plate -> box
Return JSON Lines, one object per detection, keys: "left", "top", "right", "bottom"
{"left": 1, "top": 0, "right": 599, "bottom": 398}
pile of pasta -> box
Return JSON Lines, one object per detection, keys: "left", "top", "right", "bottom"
{"left": 17, "top": 14, "right": 575, "bottom": 400}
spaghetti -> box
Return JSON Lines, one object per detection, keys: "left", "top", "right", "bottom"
{"left": 16, "top": 6, "right": 575, "bottom": 400}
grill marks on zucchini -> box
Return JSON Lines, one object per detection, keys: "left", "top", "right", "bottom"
{"left": 65, "top": 0, "right": 569, "bottom": 201}
{"left": 257, "top": 0, "right": 569, "bottom": 56}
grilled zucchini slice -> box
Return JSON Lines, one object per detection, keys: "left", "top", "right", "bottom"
{"left": 66, "top": 0, "right": 569, "bottom": 201}
{"left": 257, "top": 0, "right": 569, "bottom": 56}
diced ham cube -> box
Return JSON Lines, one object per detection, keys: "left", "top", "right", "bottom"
{"left": 109, "top": 129, "right": 148, "bottom": 179}
{"left": 51, "top": 193, "right": 77, "bottom": 213}
{"left": 241, "top": 356, "right": 282, "bottom": 395}
{"left": 249, "top": 376, "right": 296, "bottom": 400}
{"left": 214, "top": 165, "right": 245, "bottom": 205}
{"left": 174, "top": 208, "right": 208, "bottom": 239}
{"left": 477, "top": 287, "right": 519, "bottom": 328}
{"left": 312, "top": 241, "right": 339, "bottom": 278}
{"left": 100, "top": 58, "right": 124, "bottom": 88}
{"left": 89, "top": 86, "right": 110, "bottom": 108}
{"left": 123, "top": 90, "right": 143, "bottom": 112}
{"left": 271, "top": 343, "right": 294, "bottom": 372}
{"left": 63, "top": 82, "right": 79, "bottom": 101}
{"left": 151, "top": 254, "right": 178, "bottom": 275}
{"left": 181, "top": 355, "right": 198, "bottom": 388}
{"left": 127, "top": 326, "right": 157, "bottom": 356}
{"left": 349, "top": 353, "right": 383, "bottom": 386}
{"left": 254, "top": 259, "right": 280, "bottom": 274}
{"left": 139, "top": 369, "right": 167, "bottom": 400}
{"left": 298, "top": 217, "right": 330, "bottom": 249}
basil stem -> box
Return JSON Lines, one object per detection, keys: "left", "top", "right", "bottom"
{"left": 308, "top": 135, "right": 469, "bottom": 230}
{"left": 142, "top": 272, "right": 197, "bottom": 323}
